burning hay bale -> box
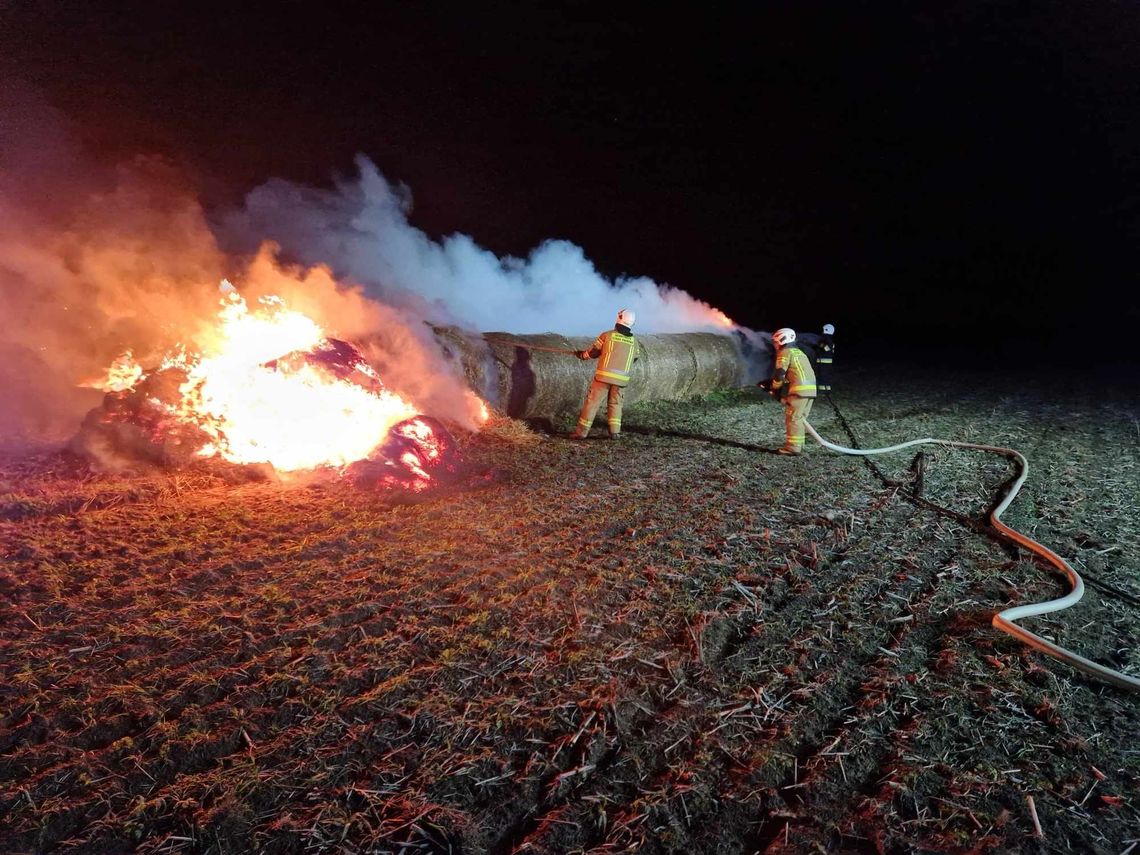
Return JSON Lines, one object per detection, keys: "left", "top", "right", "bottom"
{"left": 69, "top": 290, "right": 496, "bottom": 492}
{"left": 72, "top": 362, "right": 494, "bottom": 491}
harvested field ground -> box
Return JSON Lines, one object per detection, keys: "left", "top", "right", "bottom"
{"left": 2, "top": 363, "right": 1138, "bottom": 854}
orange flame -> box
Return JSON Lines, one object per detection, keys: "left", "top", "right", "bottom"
{"left": 95, "top": 285, "right": 422, "bottom": 472}
{"left": 710, "top": 308, "right": 735, "bottom": 329}
{"left": 83, "top": 350, "right": 144, "bottom": 392}
{"left": 470, "top": 393, "right": 491, "bottom": 425}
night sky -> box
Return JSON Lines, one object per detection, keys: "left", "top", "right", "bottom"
{"left": 3, "top": 1, "right": 1138, "bottom": 365}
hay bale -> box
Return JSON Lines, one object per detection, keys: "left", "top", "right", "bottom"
{"left": 433, "top": 328, "right": 755, "bottom": 420}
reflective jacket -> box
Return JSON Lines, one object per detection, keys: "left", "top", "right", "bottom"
{"left": 816, "top": 334, "right": 834, "bottom": 366}
{"left": 814, "top": 334, "right": 834, "bottom": 391}
{"left": 585, "top": 327, "right": 639, "bottom": 387}
{"left": 771, "top": 345, "right": 817, "bottom": 398}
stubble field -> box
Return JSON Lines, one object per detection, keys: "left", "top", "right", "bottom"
{"left": 2, "top": 363, "right": 1138, "bottom": 854}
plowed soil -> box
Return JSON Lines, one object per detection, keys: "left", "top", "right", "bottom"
{"left": 2, "top": 363, "right": 1138, "bottom": 854}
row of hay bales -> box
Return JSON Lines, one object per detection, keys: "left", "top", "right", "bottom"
{"left": 432, "top": 327, "right": 766, "bottom": 421}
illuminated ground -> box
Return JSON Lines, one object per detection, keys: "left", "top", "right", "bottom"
{"left": 2, "top": 366, "right": 1138, "bottom": 853}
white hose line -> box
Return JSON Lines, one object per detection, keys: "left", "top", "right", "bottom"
{"left": 804, "top": 420, "right": 1140, "bottom": 693}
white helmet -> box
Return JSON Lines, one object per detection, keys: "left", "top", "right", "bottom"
{"left": 772, "top": 328, "right": 796, "bottom": 347}
{"left": 616, "top": 308, "right": 636, "bottom": 328}
{"left": 822, "top": 323, "right": 835, "bottom": 336}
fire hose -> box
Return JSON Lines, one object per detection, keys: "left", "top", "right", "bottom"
{"left": 802, "top": 414, "right": 1140, "bottom": 693}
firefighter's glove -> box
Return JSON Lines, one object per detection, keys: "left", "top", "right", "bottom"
{"left": 577, "top": 350, "right": 590, "bottom": 360}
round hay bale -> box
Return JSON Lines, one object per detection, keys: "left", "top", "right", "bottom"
{"left": 432, "top": 328, "right": 757, "bottom": 420}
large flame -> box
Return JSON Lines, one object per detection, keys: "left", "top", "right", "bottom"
{"left": 91, "top": 284, "right": 422, "bottom": 472}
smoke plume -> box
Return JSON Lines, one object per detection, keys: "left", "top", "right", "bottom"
{"left": 0, "top": 85, "right": 225, "bottom": 446}
{"left": 221, "top": 157, "right": 735, "bottom": 336}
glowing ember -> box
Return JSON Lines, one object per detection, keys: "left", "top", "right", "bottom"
{"left": 347, "top": 415, "right": 480, "bottom": 493}
{"left": 91, "top": 285, "right": 418, "bottom": 472}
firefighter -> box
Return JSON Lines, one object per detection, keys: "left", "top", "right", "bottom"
{"left": 768, "top": 327, "right": 817, "bottom": 455}
{"left": 816, "top": 323, "right": 835, "bottom": 393}
{"left": 569, "top": 309, "right": 639, "bottom": 439}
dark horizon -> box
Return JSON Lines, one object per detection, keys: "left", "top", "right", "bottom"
{"left": 3, "top": 1, "right": 1138, "bottom": 366}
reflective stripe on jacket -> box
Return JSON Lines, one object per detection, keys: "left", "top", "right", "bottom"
{"left": 771, "top": 345, "right": 817, "bottom": 398}
{"left": 589, "top": 330, "right": 638, "bottom": 387}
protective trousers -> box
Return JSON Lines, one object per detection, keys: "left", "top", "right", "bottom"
{"left": 575, "top": 379, "right": 624, "bottom": 436}
{"left": 783, "top": 395, "right": 814, "bottom": 452}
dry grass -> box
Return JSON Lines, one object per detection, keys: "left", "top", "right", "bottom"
{"left": 1, "top": 364, "right": 1138, "bottom": 853}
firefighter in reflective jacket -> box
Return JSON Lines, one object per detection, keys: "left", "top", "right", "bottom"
{"left": 768, "top": 327, "right": 817, "bottom": 455}
{"left": 815, "top": 322, "right": 835, "bottom": 392}
{"left": 569, "top": 309, "right": 639, "bottom": 439}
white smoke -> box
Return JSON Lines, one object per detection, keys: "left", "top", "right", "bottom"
{"left": 222, "top": 156, "right": 734, "bottom": 336}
